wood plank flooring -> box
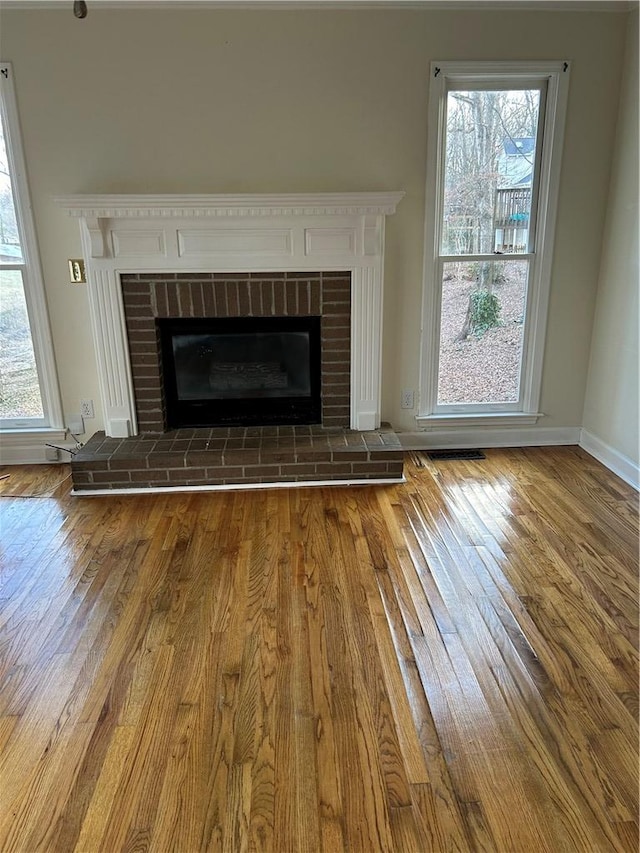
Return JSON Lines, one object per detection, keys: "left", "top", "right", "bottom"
{"left": 0, "top": 446, "right": 637, "bottom": 852}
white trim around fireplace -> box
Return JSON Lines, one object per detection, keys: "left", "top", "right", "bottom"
{"left": 56, "top": 192, "right": 404, "bottom": 437}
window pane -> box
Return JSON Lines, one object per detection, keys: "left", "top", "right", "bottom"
{"left": 441, "top": 89, "right": 540, "bottom": 255}
{"left": 0, "top": 107, "right": 23, "bottom": 264}
{"left": 0, "top": 268, "right": 44, "bottom": 419}
{"left": 437, "top": 260, "right": 528, "bottom": 405}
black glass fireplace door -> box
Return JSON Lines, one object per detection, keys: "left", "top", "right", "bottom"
{"left": 158, "top": 316, "right": 322, "bottom": 428}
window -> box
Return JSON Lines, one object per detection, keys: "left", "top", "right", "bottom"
{"left": 0, "top": 62, "right": 62, "bottom": 431}
{"left": 418, "top": 61, "right": 570, "bottom": 427}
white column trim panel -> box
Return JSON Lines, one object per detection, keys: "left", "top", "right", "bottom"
{"left": 86, "top": 267, "right": 137, "bottom": 438}
{"left": 80, "top": 224, "right": 137, "bottom": 437}
{"left": 351, "top": 266, "right": 383, "bottom": 430}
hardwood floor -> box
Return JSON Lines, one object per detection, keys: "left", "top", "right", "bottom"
{"left": 0, "top": 446, "right": 637, "bottom": 852}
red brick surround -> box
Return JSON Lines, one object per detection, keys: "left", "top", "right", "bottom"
{"left": 121, "top": 271, "right": 351, "bottom": 433}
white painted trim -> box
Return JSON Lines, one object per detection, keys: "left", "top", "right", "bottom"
{"left": 55, "top": 193, "right": 405, "bottom": 223}
{"left": 56, "top": 193, "right": 403, "bottom": 436}
{"left": 0, "top": 428, "right": 71, "bottom": 464}
{"left": 418, "top": 60, "right": 570, "bottom": 421}
{"left": 416, "top": 411, "right": 543, "bottom": 429}
{"left": 579, "top": 430, "right": 640, "bottom": 491}
{"left": 79, "top": 264, "right": 138, "bottom": 438}
{"left": 351, "top": 265, "right": 383, "bottom": 430}
{"left": 419, "top": 63, "right": 446, "bottom": 417}
{"left": 0, "top": 62, "right": 64, "bottom": 431}
{"left": 521, "top": 63, "right": 570, "bottom": 414}
{"left": 72, "top": 475, "right": 405, "bottom": 497}
{"left": 398, "top": 426, "right": 581, "bottom": 449}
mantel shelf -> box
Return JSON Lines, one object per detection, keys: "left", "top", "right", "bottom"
{"left": 55, "top": 192, "right": 405, "bottom": 219}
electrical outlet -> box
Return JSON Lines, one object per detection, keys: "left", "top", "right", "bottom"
{"left": 401, "top": 389, "right": 415, "bottom": 410}
{"left": 68, "top": 416, "right": 85, "bottom": 436}
{"left": 80, "top": 398, "right": 95, "bottom": 419}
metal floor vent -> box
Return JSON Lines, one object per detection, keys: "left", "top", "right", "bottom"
{"left": 427, "top": 449, "right": 486, "bottom": 461}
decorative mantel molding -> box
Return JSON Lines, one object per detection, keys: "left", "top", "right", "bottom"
{"left": 55, "top": 192, "right": 405, "bottom": 221}
{"left": 56, "top": 192, "right": 404, "bottom": 437}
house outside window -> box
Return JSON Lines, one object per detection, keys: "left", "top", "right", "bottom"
{"left": 0, "top": 62, "right": 63, "bottom": 434}
{"left": 418, "top": 61, "right": 570, "bottom": 428}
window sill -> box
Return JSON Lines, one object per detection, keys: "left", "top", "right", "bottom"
{"left": 415, "top": 412, "right": 544, "bottom": 430}
{"left": 1, "top": 427, "right": 67, "bottom": 440}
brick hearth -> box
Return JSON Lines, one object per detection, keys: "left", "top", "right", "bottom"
{"left": 71, "top": 269, "right": 404, "bottom": 492}
{"left": 71, "top": 425, "right": 404, "bottom": 492}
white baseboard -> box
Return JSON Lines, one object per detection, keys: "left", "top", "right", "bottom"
{"left": 397, "top": 426, "right": 582, "bottom": 450}
{"left": 579, "top": 430, "right": 639, "bottom": 490}
{"left": 0, "top": 430, "right": 75, "bottom": 465}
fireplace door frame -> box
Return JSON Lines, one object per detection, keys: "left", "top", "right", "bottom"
{"left": 159, "top": 314, "right": 322, "bottom": 429}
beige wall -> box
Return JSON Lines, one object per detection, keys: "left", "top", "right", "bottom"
{"left": 583, "top": 9, "right": 639, "bottom": 467}
{"left": 0, "top": 6, "right": 628, "bottom": 435}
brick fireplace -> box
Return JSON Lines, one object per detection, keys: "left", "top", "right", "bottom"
{"left": 57, "top": 193, "right": 405, "bottom": 492}
{"left": 123, "top": 270, "right": 351, "bottom": 433}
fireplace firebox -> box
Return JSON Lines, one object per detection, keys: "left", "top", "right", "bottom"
{"left": 158, "top": 315, "right": 322, "bottom": 428}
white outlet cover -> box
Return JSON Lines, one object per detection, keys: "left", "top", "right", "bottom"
{"left": 80, "top": 399, "right": 95, "bottom": 418}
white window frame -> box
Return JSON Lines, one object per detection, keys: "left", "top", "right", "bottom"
{"left": 0, "top": 61, "right": 63, "bottom": 434}
{"left": 417, "top": 60, "right": 570, "bottom": 429}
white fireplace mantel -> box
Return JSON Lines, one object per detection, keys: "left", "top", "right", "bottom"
{"left": 56, "top": 192, "right": 404, "bottom": 437}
